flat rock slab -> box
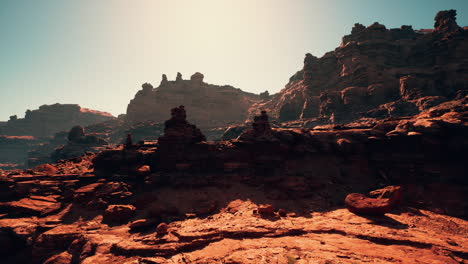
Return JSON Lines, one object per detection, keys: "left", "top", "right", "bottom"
{"left": 0, "top": 197, "right": 61, "bottom": 216}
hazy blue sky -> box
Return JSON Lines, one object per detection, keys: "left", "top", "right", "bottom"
{"left": 1, "top": 0, "right": 467, "bottom": 120}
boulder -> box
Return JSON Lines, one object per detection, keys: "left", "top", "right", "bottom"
{"left": 345, "top": 193, "right": 393, "bottom": 215}
{"left": 257, "top": 204, "right": 275, "bottom": 216}
{"left": 345, "top": 186, "right": 403, "bottom": 215}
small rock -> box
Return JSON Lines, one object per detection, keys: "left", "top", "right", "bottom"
{"left": 257, "top": 204, "right": 275, "bottom": 216}
{"left": 156, "top": 223, "right": 168, "bottom": 235}
{"left": 277, "top": 209, "right": 287, "bottom": 217}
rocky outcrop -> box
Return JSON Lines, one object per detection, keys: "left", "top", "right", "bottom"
{"left": 0, "top": 104, "right": 114, "bottom": 138}
{"left": 126, "top": 73, "right": 262, "bottom": 128}
{"left": 251, "top": 10, "right": 468, "bottom": 124}
{"left": 150, "top": 106, "right": 206, "bottom": 171}
{"left": 434, "top": 9, "right": 461, "bottom": 34}
{"left": 51, "top": 126, "right": 108, "bottom": 162}
{"left": 238, "top": 110, "right": 275, "bottom": 141}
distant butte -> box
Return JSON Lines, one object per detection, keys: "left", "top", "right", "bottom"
{"left": 0, "top": 103, "right": 114, "bottom": 138}
{"left": 126, "top": 72, "right": 264, "bottom": 128}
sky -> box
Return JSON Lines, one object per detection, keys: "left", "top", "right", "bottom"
{"left": 1, "top": 0, "right": 467, "bottom": 121}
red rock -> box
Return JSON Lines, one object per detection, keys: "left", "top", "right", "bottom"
{"left": 103, "top": 205, "right": 136, "bottom": 223}
{"left": 34, "top": 164, "right": 58, "bottom": 174}
{"left": 278, "top": 209, "right": 287, "bottom": 217}
{"left": 129, "top": 219, "right": 157, "bottom": 231}
{"left": 43, "top": 251, "right": 72, "bottom": 264}
{"left": 257, "top": 204, "right": 275, "bottom": 216}
{"left": 345, "top": 193, "right": 393, "bottom": 215}
{"left": 32, "top": 225, "right": 82, "bottom": 262}
{"left": 368, "top": 186, "right": 403, "bottom": 207}
{"left": 0, "top": 197, "right": 61, "bottom": 216}
{"left": 156, "top": 222, "right": 169, "bottom": 235}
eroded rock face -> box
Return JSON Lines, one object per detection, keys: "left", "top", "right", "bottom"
{"left": 250, "top": 10, "right": 468, "bottom": 124}
{"left": 126, "top": 73, "right": 262, "bottom": 128}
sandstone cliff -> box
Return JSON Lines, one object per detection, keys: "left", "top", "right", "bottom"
{"left": 252, "top": 10, "right": 468, "bottom": 124}
{"left": 126, "top": 72, "right": 263, "bottom": 128}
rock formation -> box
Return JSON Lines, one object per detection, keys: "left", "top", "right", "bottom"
{"left": 51, "top": 126, "right": 108, "bottom": 162}
{"left": 434, "top": 9, "right": 461, "bottom": 34}
{"left": 0, "top": 104, "right": 114, "bottom": 138}
{"left": 150, "top": 106, "right": 206, "bottom": 171}
{"left": 238, "top": 110, "right": 275, "bottom": 141}
{"left": 251, "top": 10, "right": 468, "bottom": 124}
{"left": 126, "top": 73, "right": 262, "bottom": 128}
